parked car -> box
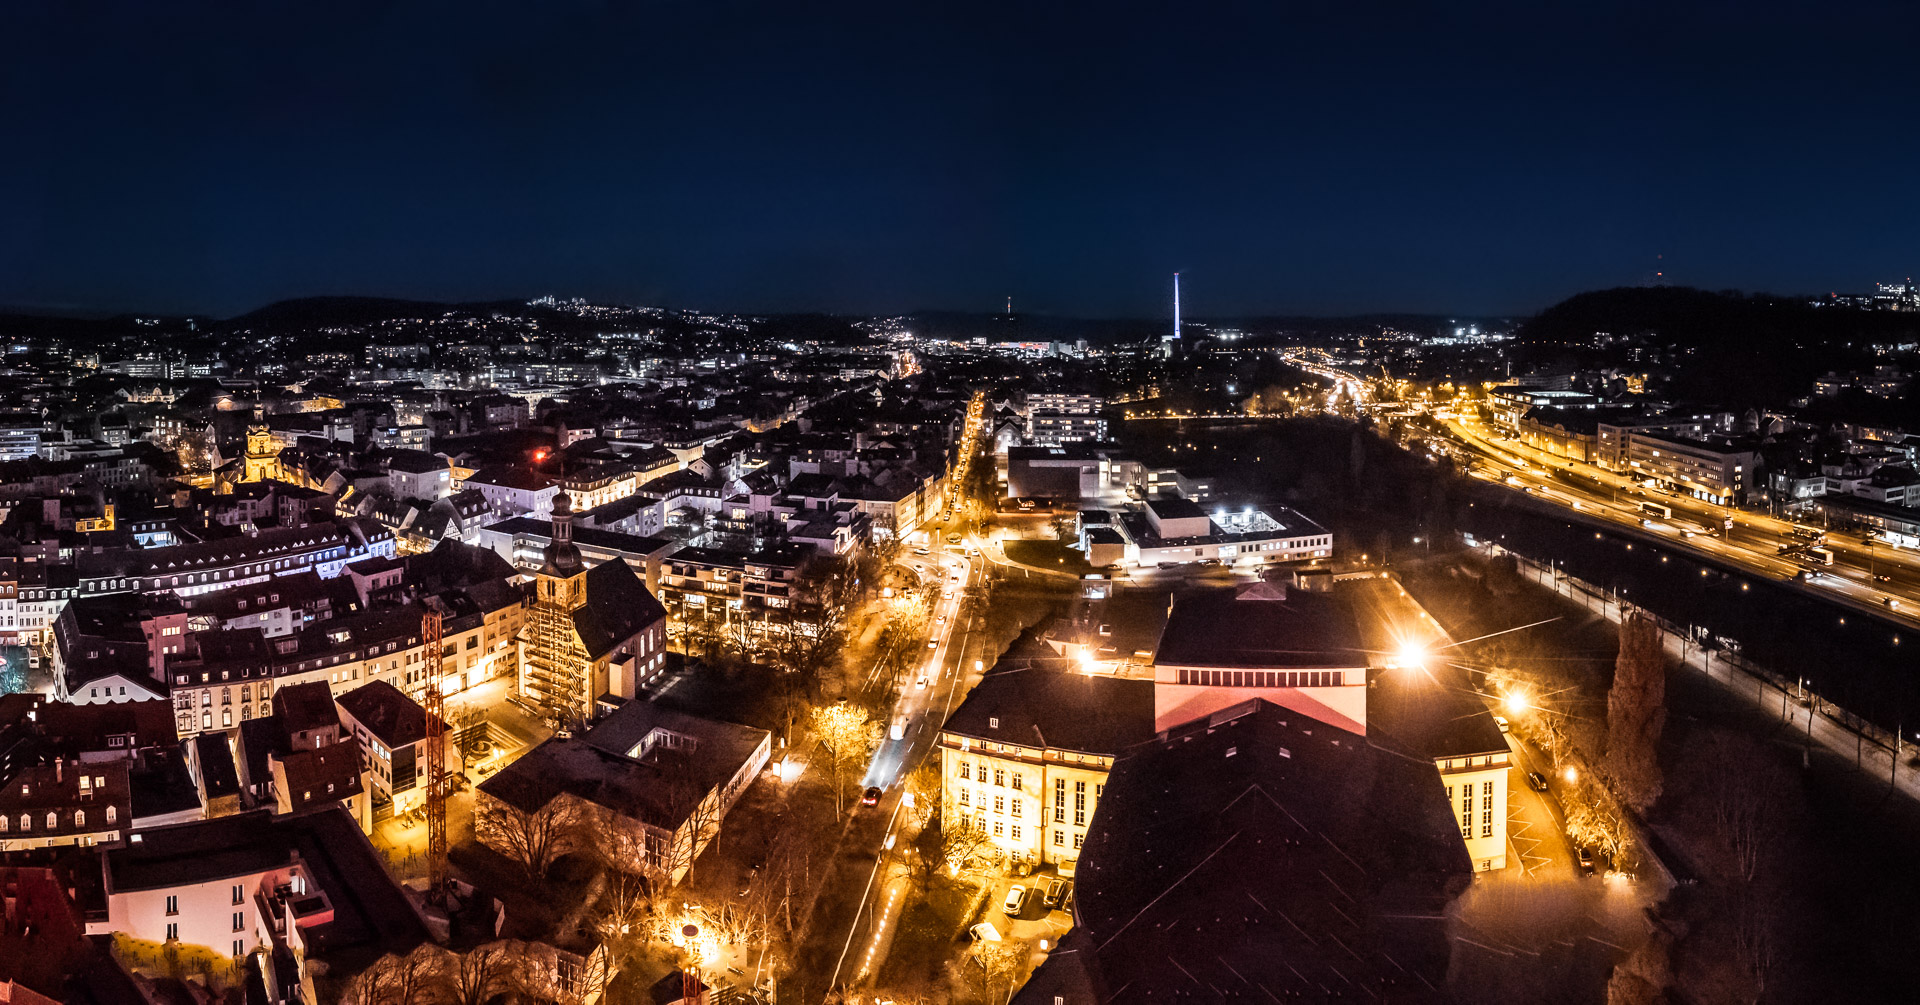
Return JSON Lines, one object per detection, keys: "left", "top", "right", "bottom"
{"left": 1576, "top": 847, "right": 1595, "bottom": 873}
{"left": 1493, "top": 715, "right": 1510, "bottom": 734}
{"left": 861, "top": 786, "right": 882, "bottom": 807}
{"left": 1526, "top": 771, "right": 1548, "bottom": 791}
{"left": 1043, "top": 879, "right": 1066, "bottom": 909}
{"left": 969, "top": 922, "right": 1002, "bottom": 942}
{"left": 1003, "top": 885, "right": 1028, "bottom": 916}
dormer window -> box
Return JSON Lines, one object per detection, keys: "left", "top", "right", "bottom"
{"left": 988, "top": 717, "right": 999, "bottom": 729}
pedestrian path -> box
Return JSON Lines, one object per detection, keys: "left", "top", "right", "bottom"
{"left": 1502, "top": 548, "right": 1920, "bottom": 806}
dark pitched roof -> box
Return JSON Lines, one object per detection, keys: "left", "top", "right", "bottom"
{"left": 941, "top": 668, "right": 1154, "bottom": 756}
{"left": 193, "top": 733, "right": 241, "bottom": 798}
{"left": 1016, "top": 700, "right": 1470, "bottom": 1005}
{"left": 1154, "top": 585, "right": 1368, "bottom": 669}
{"left": 273, "top": 681, "right": 340, "bottom": 735}
{"left": 571, "top": 558, "right": 667, "bottom": 661}
{"left": 279, "top": 740, "right": 364, "bottom": 814}
{"left": 334, "top": 680, "right": 438, "bottom": 749}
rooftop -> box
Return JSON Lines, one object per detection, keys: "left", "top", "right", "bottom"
{"left": 941, "top": 667, "right": 1155, "bottom": 756}
{"left": 1155, "top": 584, "right": 1367, "bottom": 670}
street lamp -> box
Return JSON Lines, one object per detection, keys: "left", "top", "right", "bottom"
{"left": 1502, "top": 691, "right": 1527, "bottom": 717}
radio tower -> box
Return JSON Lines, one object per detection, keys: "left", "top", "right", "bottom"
{"left": 1161, "top": 272, "right": 1182, "bottom": 358}
{"left": 422, "top": 603, "right": 449, "bottom": 908}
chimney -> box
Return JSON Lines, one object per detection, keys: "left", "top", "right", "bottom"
{"left": 56, "top": 759, "right": 63, "bottom": 783}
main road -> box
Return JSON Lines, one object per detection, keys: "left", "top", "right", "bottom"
{"left": 1281, "top": 349, "right": 1920, "bottom": 631}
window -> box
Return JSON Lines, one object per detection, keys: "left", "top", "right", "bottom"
{"left": 994, "top": 795, "right": 1004, "bottom": 813}
{"left": 233, "top": 911, "right": 245, "bottom": 932}
{"left": 233, "top": 940, "right": 244, "bottom": 958}
{"left": 1074, "top": 781, "right": 1087, "bottom": 825}
{"left": 993, "top": 820, "right": 1004, "bottom": 836}
{"left": 993, "top": 769, "right": 1005, "bottom": 787}
{"left": 232, "top": 884, "right": 244, "bottom": 905}
{"left": 959, "top": 790, "right": 970, "bottom": 807}
{"left": 166, "top": 923, "right": 178, "bottom": 941}
{"left": 1011, "top": 772, "right": 1022, "bottom": 791}
{"left": 105, "top": 806, "right": 116, "bottom": 823}
{"left": 1073, "top": 833, "right": 1084, "bottom": 850}
{"left": 1011, "top": 825, "right": 1022, "bottom": 841}
{"left": 166, "top": 895, "right": 179, "bottom": 915}
{"left": 74, "top": 810, "right": 84, "bottom": 828}
{"left": 959, "top": 761, "right": 970, "bottom": 780}
{"left": 1054, "top": 779, "right": 1066, "bottom": 822}
{"left": 1053, "top": 829, "right": 1064, "bottom": 847}
{"left": 45, "top": 812, "right": 55, "bottom": 830}
{"left": 1011, "top": 800, "right": 1022, "bottom": 818}
{"left": 1459, "top": 786, "right": 1472, "bottom": 839}
{"left": 1481, "top": 781, "right": 1495, "bottom": 838}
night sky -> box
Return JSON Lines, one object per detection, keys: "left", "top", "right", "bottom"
{"left": 4, "top": 2, "right": 1918, "bottom": 319}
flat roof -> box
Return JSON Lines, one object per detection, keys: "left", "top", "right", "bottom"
{"left": 1155, "top": 585, "right": 1367, "bottom": 669}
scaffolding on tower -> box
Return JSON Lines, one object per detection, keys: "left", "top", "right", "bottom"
{"left": 421, "top": 603, "right": 448, "bottom": 908}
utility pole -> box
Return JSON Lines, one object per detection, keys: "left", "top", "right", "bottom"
{"left": 422, "top": 604, "right": 449, "bottom": 909}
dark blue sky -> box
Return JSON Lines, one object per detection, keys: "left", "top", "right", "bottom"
{"left": 3, "top": 1, "right": 1917, "bottom": 319}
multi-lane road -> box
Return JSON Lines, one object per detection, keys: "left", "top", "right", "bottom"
{"left": 1282, "top": 349, "right": 1920, "bottom": 630}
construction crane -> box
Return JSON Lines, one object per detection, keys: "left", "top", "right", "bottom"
{"left": 421, "top": 604, "right": 449, "bottom": 909}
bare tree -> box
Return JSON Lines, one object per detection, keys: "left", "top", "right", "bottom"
{"left": 347, "top": 946, "right": 439, "bottom": 1005}
{"left": 942, "top": 815, "right": 996, "bottom": 877}
{"left": 437, "top": 944, "right": 513, "bottom": 1005}
{"left": 1606, "top": 613, "right": 1668, "bottom": 812}
{"left": 967, "top": 940, "right": 1023, "bottom": 1005}
{"left": 811, "top": 701, "right": 876, "bottom": 815}
{"left": 475, "top": 789, "right": 578, "bottom": 880}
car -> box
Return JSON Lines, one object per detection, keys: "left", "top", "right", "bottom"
{"left": 927, "top": 640, "right": 939, "bottom": 649}
{"left": 915, "top": 675, "right": 928, "bottom": 689}
{"left": 1042, "top": 878, "right": 1066, "bottom": 909}
{"left": 912, "top": 547, "right": 930, "bottom": 556}
{"left": 948, "top": 534, "right": 962, "bottom": 545}
{"left": 1003, "top": 885, "right": 1028, "bottom": 916}
{"left": 936, "top": 615, "right": 947, "bottom": 624}
{"left": 889, "top": 716, "right": 907, "bottom": 740}
{"left": 968, "top": 922, "right": 1002, "bottom": 943}
{"left": 1576, "top": 847, "right": 1595, "bottom": 873}
{"left": 1886, "top": 597, "right": 1901, "bottom": 609}
{"left": 860, "top": 786, "right": 883, "bottom": 807}
{"left": 1526, "top": 771, "right": 1548, "bottom": 792}
{"left": 1493, "top": 715, "right": 1510, "bottom": 734}
{"left": 1874, "top": 574, "right": 1893, "bottom": 583}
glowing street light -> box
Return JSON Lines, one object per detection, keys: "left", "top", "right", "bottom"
{"left": 1563, "top": 766, "right": 1578, "bottom": 784}
{"left": 1502, "top": 691, "right": 1527, "bottom": 717}
{"left": 1393, "top": 641, "right": 1428, "bottom": 669}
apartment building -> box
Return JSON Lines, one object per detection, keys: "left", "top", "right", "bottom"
{"left": 937, "top": 668, "right": 1154, "bottom": 875}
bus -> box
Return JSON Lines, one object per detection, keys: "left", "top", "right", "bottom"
{"left": 1639, "top": 501, "right": 1672, "bottom": 520}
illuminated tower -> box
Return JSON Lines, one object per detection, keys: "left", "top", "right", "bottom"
{"left": 1161, "top": 273, "right": 1182, "bottom": 359}
{"left": 523, "top": 494, "right": 592, "bottom": 731}
{"left": 241, "top": 424, "right": 281, "bottom": 483}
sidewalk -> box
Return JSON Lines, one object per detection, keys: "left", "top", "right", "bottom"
{"left": 1500, "top": 548, "right": 1920, "bottom": 805}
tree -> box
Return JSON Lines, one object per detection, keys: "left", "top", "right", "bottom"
{"left": 942, "top": 815, "right": 996, "bottom": 876}
{"left": 811, "top": 701, "right": 876, "bottom": 815}
{"left": 1606, "top": 613, "right": 1668, "bottom": 812}
{"left": 475, "top": 791, "right": 578, "bottom": 880}
{"left": 346, "top": 946, "right": 439, "bottom": 1005}
{"left": 436, "top": 944, "right": 513, "bottom": 1005}
{"left": 968, "top": 940, "right": 1024, "bottom": 1005}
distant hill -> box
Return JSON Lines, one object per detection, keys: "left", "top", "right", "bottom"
{"left": 1514, "top": 286, "right": 1920, "bottom": 408}
{"left": 229, "top": 296, "right": 462, "bottom": 329}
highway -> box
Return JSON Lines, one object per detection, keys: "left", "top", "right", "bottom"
{"left": 1281, "top": 350, "right": 1920, "bottom": 631}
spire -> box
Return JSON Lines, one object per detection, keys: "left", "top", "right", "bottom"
{"left": 542, "top": 493, "right": 582, "bottom": 575}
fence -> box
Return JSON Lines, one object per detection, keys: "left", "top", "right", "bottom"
{"left": 1489, "top": 544, "right": 1920, "bottom": 798}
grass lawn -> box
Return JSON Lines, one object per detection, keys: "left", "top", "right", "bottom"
{"left": 875, "top": 873, "right": 981, "bottom": 990}
{"left": 1002, "top": 539, "right": 1096, "bottom": 576}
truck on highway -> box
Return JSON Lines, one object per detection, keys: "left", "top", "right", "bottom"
{"left": 1805, "top": 546, "right": 1835, "bottom": 566}
{"left": 1639, "top": 501, "right": 1672, "bottom": 520}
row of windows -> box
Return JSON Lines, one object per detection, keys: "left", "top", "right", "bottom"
{"left": 0, "top": 805, "right": 115, "bottom": 832}
{"left": 955, "top": 761, "right": 1021, "bottom": 790}
{"left": 1176, "top": 668, "right": 1347, "bottom": 688}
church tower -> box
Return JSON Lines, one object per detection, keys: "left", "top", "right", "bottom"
{"left": 241, "top": 424, "right": 281, "bottom": 483}
{"left": 523, "top": 494, "right": 593, "bottom": 730}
